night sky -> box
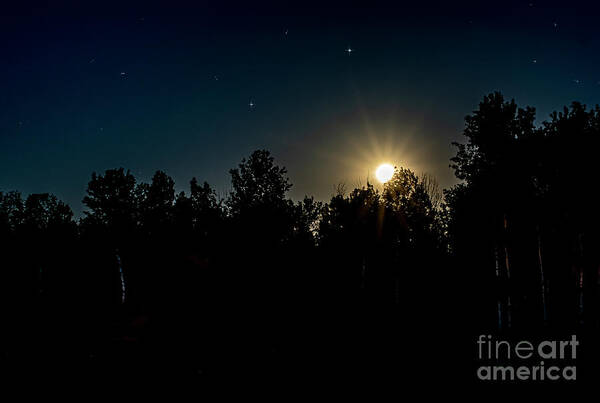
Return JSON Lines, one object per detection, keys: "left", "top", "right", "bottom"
{"left": 2, "top": 1, "right": 600, "bottom": 215}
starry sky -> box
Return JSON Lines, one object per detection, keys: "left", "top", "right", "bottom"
{"left": 2, "top": 1, "right": 600, "bottom": 215}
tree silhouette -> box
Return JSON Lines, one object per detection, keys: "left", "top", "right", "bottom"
{"left": 227, "top": 149, "right": 292, "bottom": 220}
{"left": 82, "top": 168, "right": 139, "bottom": 235}
{"left": 535, "top": 102, "right": 600, "bottom": 329}
{"left": 447, "top": 92, "right": 600, "bottom": 336}
{"left": 138, "top": 170, "right": 176, "bottom": 233}
{"left": 3, "top": 94, "right": 599, "bottom": 383}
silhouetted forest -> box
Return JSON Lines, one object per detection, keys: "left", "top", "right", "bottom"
{"left": 1, "top": 92, "right": 599, "bottom": 383}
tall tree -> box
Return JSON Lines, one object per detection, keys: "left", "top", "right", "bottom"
{"left": 82, "top": 168, "right": 139, "bottom": 234}
{"left": 228, "top": 150, "right": 292, "bottom": 215}
{"left": 138, "top": 170, "right": 176, "bottom": 233}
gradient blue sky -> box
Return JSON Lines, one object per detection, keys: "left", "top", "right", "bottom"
{"left": 2, "top": 1, "right": 600, "bottom": 214}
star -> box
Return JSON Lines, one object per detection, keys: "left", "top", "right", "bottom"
{"left": 553, "top": 22, "right": 558, "bottom": 29}
{"left": 284, "top": 29, "right": 288, "bottom": 36}
{"left": 249, "top": 100, "right": 255, "bottom": 108}
{"left": 346, "top": 46, "right": 353, "bottom": 55}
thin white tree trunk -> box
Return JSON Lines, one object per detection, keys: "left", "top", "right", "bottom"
{"left": 537, "top": 226, "right": 548, "bottom": 324}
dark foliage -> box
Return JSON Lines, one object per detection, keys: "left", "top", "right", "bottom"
{"left": 1, "top": 96, "right": 599, "bottom": 384}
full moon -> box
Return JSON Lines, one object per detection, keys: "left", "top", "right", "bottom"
{"left": 375, "top": 163, "right": 395, "bottom": 183}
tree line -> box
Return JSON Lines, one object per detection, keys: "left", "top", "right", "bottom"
{"left": 1, "top": 92, "right": 599, "bottom": 380}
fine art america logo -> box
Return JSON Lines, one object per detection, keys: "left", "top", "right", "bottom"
{"left": 476, "top": 335, "right": 578, "bottom": 382}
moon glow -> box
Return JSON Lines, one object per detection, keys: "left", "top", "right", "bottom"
{"left": 375, "top": 163, "right": 395, "bottom": 183}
